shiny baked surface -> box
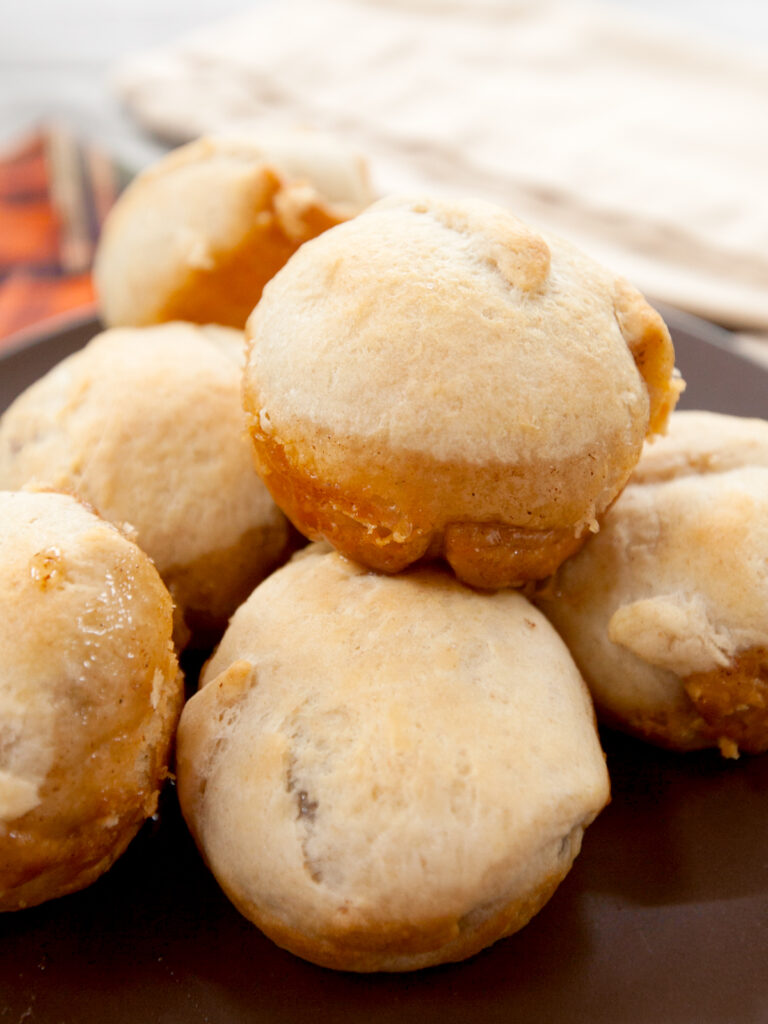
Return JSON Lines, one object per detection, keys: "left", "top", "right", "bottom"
{"left": 0, "top": 489, "right": 183, "bottom": 911}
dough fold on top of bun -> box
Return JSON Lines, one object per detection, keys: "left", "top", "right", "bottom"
{"left": 177, "top": 545, "right": 610, "bottom": 972}
{"left": 94, "top": 129, "right": 375, "bottom": 329}
{"left": 243, "top": 194, "right": 683, "bottom": 589}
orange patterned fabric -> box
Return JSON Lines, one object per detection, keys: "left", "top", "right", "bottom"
{"left": 0, "top": 128, "right": 128, "bottom": 349}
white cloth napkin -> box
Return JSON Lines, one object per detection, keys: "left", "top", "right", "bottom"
{"left": 114, "top": 0, "right": 768, "bottom": 340}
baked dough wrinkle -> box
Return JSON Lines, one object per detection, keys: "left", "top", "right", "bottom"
{"left": 0, "top": 490, "right": 183, "bottom": 911}
{"left": 537, "top": 414, "right": 768, "bottom": 755}
{"left": 244, "top": 194, "right": 681, "bottom": 586}
{"left": 177, "top": 547, "right": 609, "bottom": 971}
{"left": 94, "top": 131, "right": 375, "bottom": 329}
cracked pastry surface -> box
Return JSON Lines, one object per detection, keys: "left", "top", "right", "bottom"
{"left": 0, "top": 490, "right": 183, "bottom": 911}
{"left": 536, "top": 411, "right": 768, "bottom": 756}
{"left": 0, "top": 322, "right": 291, "bottom": 647}
{"left": 176, "top": 545, "right": 609, "bottom": 972}
{"left": 94, "top": 129, "right": 375, "bottom": 329}
{"left": 243, "top": 194, "right": 682, "bottom": 588}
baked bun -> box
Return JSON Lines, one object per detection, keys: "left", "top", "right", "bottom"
{"left": 176, "top": 546, "right": 609, "bottom": 972}
{"left": 0, "top": 322, "right": 291, "bottom": 647}
{"left": 537, "top": 411, "right": 768, "bottom": 757}
{"left": 0, "top": 490, "right": 183, "bottom": 911}
{"left": 94, "top": 130, "right": 375, "bottom": 329}
{"left": 243, "top": 195, "right": 682, "bottom": 589}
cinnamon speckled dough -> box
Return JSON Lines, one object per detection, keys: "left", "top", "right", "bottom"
{"left": 176, "top": 546, "right": 610, "bottom": 972}
{"left": 537, "top": 411, "right": 768, "bottom": 757}
{"left": 0, "top": 323, "right": 291, "bottom": 647}
{"left": 94, "top": 130, "right": 376, "bottom": 329}
{"left": 243, "top": 194, "right": 683, "bottom": 589}
{"left": 0, "top": 490, "right": 183, "bottom": 911}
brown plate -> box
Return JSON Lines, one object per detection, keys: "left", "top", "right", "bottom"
{"left": 1, "top": 311, "right": 767, "bottom": 1023}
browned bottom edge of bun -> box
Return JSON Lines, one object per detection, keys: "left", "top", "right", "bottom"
{"left": 219, "top": 860, "right": 574, "bottom": 973}
{"left": 246, "top": 430, "right": 602, "bottom": 589}
{"left": 0, "top": 801, "right": 152, "bottom": 912}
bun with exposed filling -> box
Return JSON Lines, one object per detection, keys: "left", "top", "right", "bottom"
{"left": 94, "top": 129, "right": 375, "bottom": 329}
{"left": 537, "top": 411, "right": 768, "bottom": 757}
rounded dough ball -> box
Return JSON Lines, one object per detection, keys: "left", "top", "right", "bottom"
{"left": 0, "top": 490, "right": 183, "bottom": 911}
{"left": 94, "top": 129, "right": 375, "bottom": 329}
{"left": 243, "top": 194, "right": 682, "bottom": 589}
{"left": 0, "top": 322, "right": 291, "bottom": 647}
{"left": 176, "top": 546, "right": 609, "bottom": 972}
{"left": 536, "top": 411, "right": 768, "bottom": 757}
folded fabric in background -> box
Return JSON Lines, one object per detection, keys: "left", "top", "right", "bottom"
{"left": 0, "top": 127, "right": 128, "bottom": 350}
{"left": 114, "top": 0, "right": 768, "bottom": 339}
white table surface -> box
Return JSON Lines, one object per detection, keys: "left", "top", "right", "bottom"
{"left": 3, "top": 0, "right": 767, "bottom": 171}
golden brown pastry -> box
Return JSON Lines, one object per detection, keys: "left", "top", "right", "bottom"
{"left": 0, "top": 322, "right": 291, "bottom": 647}
{"left": 177, "top": 546, "right": 610, "bottom": 972}
{"left": 94, "top": 129, "right": 375, "bottom": 329}
{"left": 537, "top": 411, "right": 768, "bottom": 757}
{"left": 0, "top": 489, "right": 183, "bottom": 911}
{"left": 243, "top": 194, "right": 682, "bottom": 589}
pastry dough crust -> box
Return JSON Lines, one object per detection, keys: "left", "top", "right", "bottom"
{"left": 537, "top": 412, "right": 768, "bottom": 755}
{"left": 177, "top": 546, "right": 609, "bottom": 971}
{"left": 244, "top": 195, "right": 682, "bottom": 587}
{"left": 0, "top": 490, "right": 183, "bottom": 911}
{"left": 0, "top": 322, "right": 291, "bottom": 646}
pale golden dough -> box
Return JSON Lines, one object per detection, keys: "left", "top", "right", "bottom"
{"left": 537, "top": 412, "right": 768, "bottom": 756}
{"left": 94, "top": 130, "right": 376, "bottom": 329}
{"left": 0, "top": 323, "right": 291, "bottom": 647}
{"left": 0, "top": 490, "right": 183, "bottom": 911}
{"left": 630, "top": 408, "right": 768, "bottom": 483}
{"left": 176, "top": 547, "right": 609, "bottom": 972}
{"left": 243, "top": 194, "right": 682, "bottom": 588}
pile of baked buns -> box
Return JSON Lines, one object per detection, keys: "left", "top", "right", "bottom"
{"left": 1, "top": 127, "right": 766, "bottom": 972}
